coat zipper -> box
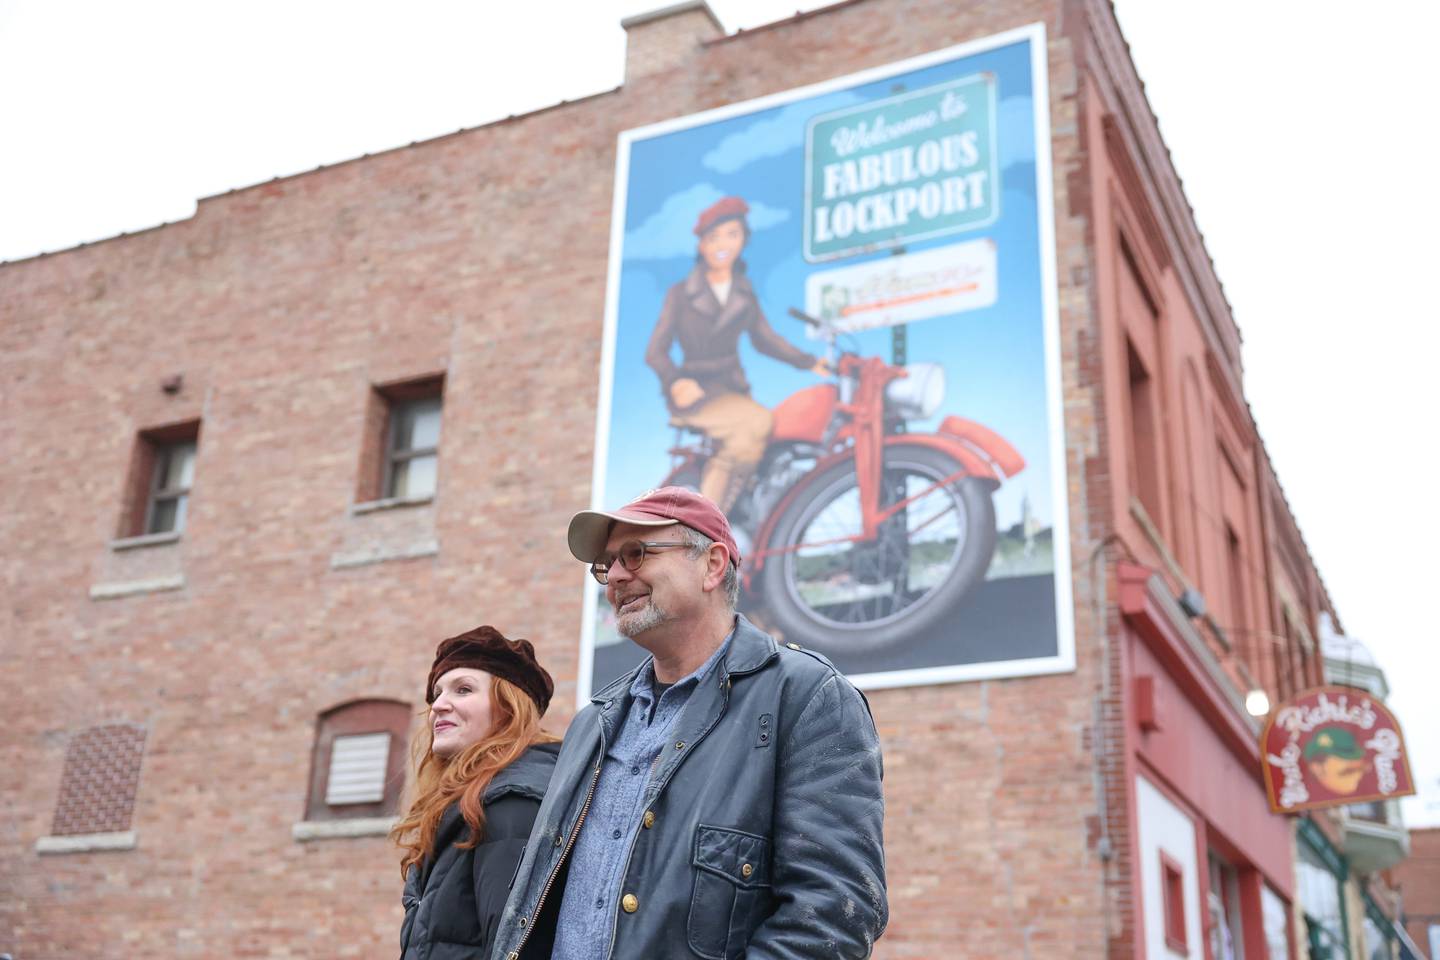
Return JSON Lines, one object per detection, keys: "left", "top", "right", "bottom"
{"left": 508, "top": 758, "right": 603, "bottom": 960}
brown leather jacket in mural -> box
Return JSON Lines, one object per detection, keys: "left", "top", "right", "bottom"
{"left": 645, "top": 264, "right": 818, "bottom": 414}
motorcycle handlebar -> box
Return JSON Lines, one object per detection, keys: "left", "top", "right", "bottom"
{"left": 787, "top": 307, "right": 821, "bottom": 327}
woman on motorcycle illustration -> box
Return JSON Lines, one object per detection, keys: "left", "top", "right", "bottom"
{"left": 645, "top": 195, "right": 829, "bottom": 510}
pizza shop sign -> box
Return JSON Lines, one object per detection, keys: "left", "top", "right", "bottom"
{"left": 1261, "top": 686, "right": 1415, "bottom": 814}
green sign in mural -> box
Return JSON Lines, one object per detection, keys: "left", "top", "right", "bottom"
{"left": 804, "top": 73, "right": 998, "bottom": 261}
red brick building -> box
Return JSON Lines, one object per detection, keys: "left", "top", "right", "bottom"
{"left": 0, "top": 0, "right": 1409, "bottom": 957}
{"left": 1396, "top": 828, "right": 1440, "bottom": 956}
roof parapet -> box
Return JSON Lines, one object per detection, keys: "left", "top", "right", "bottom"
{"left": 621, "top": 1, "right": 724, "bottom": 83}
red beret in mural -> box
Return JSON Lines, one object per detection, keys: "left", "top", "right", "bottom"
{"left": 693, "top": 196, "right": 750, "bottom": 236}
{"left": 1260, "top": 685, "right": 1415, "bottom": 814}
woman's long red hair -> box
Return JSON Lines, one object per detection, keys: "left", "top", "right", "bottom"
{"left": 390, "top": 675, "right": 558, "bottom": 878}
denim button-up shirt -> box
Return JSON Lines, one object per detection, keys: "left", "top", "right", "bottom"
{"left": 550, "top": 634, "right": 732, "bottom": 960}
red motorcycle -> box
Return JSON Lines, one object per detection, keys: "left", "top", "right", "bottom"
{"left": 662, "top": 308, "right": 1026, "bottom": 653}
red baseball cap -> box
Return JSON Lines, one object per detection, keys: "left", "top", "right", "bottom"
{"left": 568, "top": 487, "right": 741, "bottom": 566}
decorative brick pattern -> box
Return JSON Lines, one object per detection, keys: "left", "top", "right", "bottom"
{"left": 49, "top": 724, "right": 147, "bottom": 837}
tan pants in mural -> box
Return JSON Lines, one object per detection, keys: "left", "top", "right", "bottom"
{"left": 672, "top": 392, "right": 773, "bottom": 510}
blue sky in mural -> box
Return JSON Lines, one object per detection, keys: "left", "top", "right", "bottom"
{"left": 601, "top": 38, "right": 1053, "bottom": 533}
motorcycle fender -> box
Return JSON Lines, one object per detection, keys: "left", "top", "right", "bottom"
{"left": 748, "top": 436, "right": 996, "bottom": 579}
{"left": 938, "top": 416, "right": 1026, "bottom": 478}
{"left": 884, "top": 433, "right": 998, "bottom": 484}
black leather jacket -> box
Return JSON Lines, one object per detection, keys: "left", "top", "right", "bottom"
{"left": 492, "top": 616, "right": 887, "bottom": 960}
{"left": 400, "top": 742, "right": 559, "bottom": 960}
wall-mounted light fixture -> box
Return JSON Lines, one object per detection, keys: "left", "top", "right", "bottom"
{"left": 1177, "top": 587, "right": 1206, "bottom": 620}
{"left": 1244, "top": 688, "right": 1271, "bottom": 717}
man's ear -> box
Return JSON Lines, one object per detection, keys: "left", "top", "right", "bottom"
{"left": 701, "top": 543, "right": 729, "bottom": 594}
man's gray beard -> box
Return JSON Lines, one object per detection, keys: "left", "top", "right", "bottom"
{"left": 616, "top": 598, "right": 669, "bottom": 638}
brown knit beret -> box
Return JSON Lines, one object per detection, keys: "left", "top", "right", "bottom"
{"left": 427, "top": 625, "right": 553, "bottom": 716}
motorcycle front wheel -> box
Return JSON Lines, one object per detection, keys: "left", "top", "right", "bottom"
{"left": 755, "top": 443, "right": 996, "bottom": 653}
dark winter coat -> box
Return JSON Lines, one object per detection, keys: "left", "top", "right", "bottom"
{"left": 646, "top": 264, "right": 818, "bottom": 414}
{"left": 400, "top": 741, "right": 559, "bottom": 960}
{"left": 491, "top": 615, "right": 887, "bottom": 960}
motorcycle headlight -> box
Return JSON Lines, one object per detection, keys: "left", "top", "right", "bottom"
{"left": 885, "top": 362, "right": 946, "bottom": 420}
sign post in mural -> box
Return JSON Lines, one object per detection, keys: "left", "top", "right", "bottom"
{"left": 1261, "top": 686, "right": 1416, "bottom": 814}
{"left": 581, "top": 23, "right": 1071, "bottom": 699}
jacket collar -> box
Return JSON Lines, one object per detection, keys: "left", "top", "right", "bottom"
{"left": 590, "top": 613, "right": 778, "bottom": 709}
{"left": 483, "top": 740, "right": 561, "bottom": 804}
{"left": 682, "top": 263, "right": 754, "bottom": 333}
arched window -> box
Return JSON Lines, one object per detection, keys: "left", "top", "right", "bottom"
{"left": 304, "top": 699, "right": 413, "bottom": 823}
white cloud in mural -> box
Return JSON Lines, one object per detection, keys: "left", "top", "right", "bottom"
{"left": 701, "top": 93, "right": 863, "bottom": 174}
{"left": 624, "top": 182, "right": 791, "bottom": 260}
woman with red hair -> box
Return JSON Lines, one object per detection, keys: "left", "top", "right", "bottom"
{"left": 646, "top": 195, "right": 828, "bottom": 509}
{"left": 391, "top": 625, "right": 559, "bottom": 960}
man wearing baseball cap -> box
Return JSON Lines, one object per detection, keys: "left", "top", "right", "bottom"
{"left": 492, "top": 487, "right": 887, "bottom": 960}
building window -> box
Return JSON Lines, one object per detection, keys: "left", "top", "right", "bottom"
{"left": 357, "top": 376, "right": 444, "bottom": 503}
{"left": 147, "top": 440, "right": 197, "bottom": 533}
{"left": 386, "top": 395, "right": 442, "bottom": 499}
{"left": 1275, "top": 610, "right": 1303, "bottom": 701}
{"left": 119, "top": 420, "right": 200, "bottom": 538}
{"left": 1225, "top": 523, "right": 1248, "bottom": 640}
{"left": 1161, "top": 852, "right": 1189, "bottom": 954}
{"left": 1261, "top": 885, "right": 1291, "bottom": 960}
{"left": 1126, "top": 338, "right": 1164, "bottom": 525}
{"left": 51, "top": 724, "right": 147, "bottom": 836}
{"left": 1362, "top": 913, "right": 1390, "bottom": 960}
{"left": 1207, "top": 853, "right": 1244, "bottom": 960}
{"left": 1347, "top": 800, "right": 1386, "bottom": 823}
{"left": 304, "top": 699, "right": 411, "bottom": 822}
{"left": 1298, "top": 839, "right": 1350, "bottom": 959}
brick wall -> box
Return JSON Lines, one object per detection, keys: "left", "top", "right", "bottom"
{"left": 0, "top": 0, "right": 1160, "bottom": 956}
{"left": 1397, "top": 827, "right": 1440, "bottom": 957}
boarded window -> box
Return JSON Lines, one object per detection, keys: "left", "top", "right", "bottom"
{"left": 325, "top": 732, "right": 392, "bottom": 805}
{"left": 51, "top": 723, "right": 147, "bottom": 836}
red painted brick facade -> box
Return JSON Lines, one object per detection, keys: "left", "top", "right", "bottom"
{"left": 0, "top": 0, "right": 1378, "bottom": 957}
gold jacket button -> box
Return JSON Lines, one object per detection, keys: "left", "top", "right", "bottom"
{"left": 741, "top": 863, "right": 753, "bottom": 878}
{"left": 622, "top": 893, "right": 639, "bottom": 913}
{"left": 642, "top": 810, "right": 656, "bottom": 828}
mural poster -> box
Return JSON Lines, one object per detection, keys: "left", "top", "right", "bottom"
{"left": 581, "top": 23, "right": 1073, "bottom": 697}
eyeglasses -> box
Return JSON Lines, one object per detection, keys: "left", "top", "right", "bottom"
{"left": 589, "top": 540, "right": 688, "bottom": 584}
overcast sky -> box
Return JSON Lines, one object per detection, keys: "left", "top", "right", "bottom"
{"left": 2, "top": 0, "right": 1435, "bottom": 824}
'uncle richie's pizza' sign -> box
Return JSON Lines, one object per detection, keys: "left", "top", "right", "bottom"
{"left": 1261, "top": 686, "right": 1415, "bottom": 814}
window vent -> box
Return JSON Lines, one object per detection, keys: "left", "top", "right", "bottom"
{"left": 325, "top": 733, "right": 391, "bottom": 806}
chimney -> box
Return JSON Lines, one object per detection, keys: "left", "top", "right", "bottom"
{"left": 621, "top": 1, "right": 724, "bottom": 83}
